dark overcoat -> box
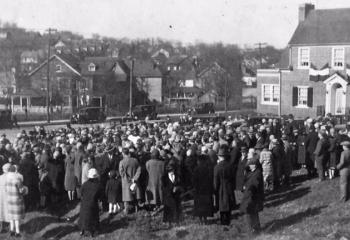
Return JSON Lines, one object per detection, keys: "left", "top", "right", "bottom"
{"left": 328, "top": 135, "right": 338, "bottom": 168}
{"left": 239, "top": 168, "right": 264, "bottom": 214}
{"left": 236, "top": 156, "right": 248, "bottom": 191}
{"left": 19, "top": 156, "right": 40, "bottom": 207}
{"left": 105, "top": 178, "right": 122, "bottom": 204}
{"left": 79, "top": 179, "right": 101, "bottom": 231}
{"left": 214, "top": 159, "right": 235, "bottom": 212}
{"left": 162, "top": 173, "right": 182, "bottom": 223}
{"left": 192, "top": 163, "right": 214, "bottom": 217}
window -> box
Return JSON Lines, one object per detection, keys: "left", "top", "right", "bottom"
{"left": 261, "top": 84, "right": 279, "bottom": 105}
{"left": 56, "top": 64, "right": 62, "bottom": 72}
{"left": 298, "top": 47, "right": 310, "bottom": 69}
{"left": 297, "top": 87, "right": 308, "bottom": 106}
{"left": 88, "top": 63, "right": 96, "bottom": 72}
{"left": 332, "top": 47, "right": 345, "bottom": 69}
{"left": 292, "top": 86, "right": 313, "bottom": 108}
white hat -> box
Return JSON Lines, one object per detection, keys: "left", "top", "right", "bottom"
{"left": 88, "top": 168, "right": 99, "bottom": 179}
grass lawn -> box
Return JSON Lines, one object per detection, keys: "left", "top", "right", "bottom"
{"left": 1, "top": 169, "right": 350, "bottom": 240}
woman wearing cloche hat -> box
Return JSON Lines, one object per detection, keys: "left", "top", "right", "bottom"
{"left": 79, "top": 168, "right": 101, "bottom": 237}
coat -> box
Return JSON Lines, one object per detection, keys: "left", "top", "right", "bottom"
{"left": 236, "top": 155, "right": 248, "bottom": 191}
{"left": 259, "top": 149, "right": 273, "bottom": 180}
{"left": 239, "top": 168, "right": 264, "bottom": 214}
{"left": 74, "top": 150, "right": 86, "bottom": 186}
{"left": 19, "top": 157, "right": 40, "bottom": 207}
{"left": 162, "top": 173, "right": 182, "bottom": 223}
{"left": 297, "top": 135, "right": 306, "bottom": 164}
{"left": 79, "top": 179, "right": 101, "bottom": 231}
{"left": 328, "top": 136, "right": 339, "bottom": 168}
{"left": 146, "top": 158, "right": 164, "bottom": 205}
{"left": 214, "top": 159, "right": 235, "bottom": 212}
{"left": 0, "top": 172, "right": 8, "bottom": 221}
{"left": 5, "top": 172, "right": 25, "bottom": 220}
{"left": 105, "top": 178, "right": 122, "bottom": 204}
{"left": 282, "top": 140, "right": 293, "bottom": 176}
{"left": 192, "top": 163, "right": 214, "bottom": 217}
{"left": 337, "top": 149, "right": 350, "bottom": 170}
{"left": 64, "top": 153, "right": 77, "bottom": 191}
{"left": 119, "top": 156, "right": 141, "bottom": 202}
{"left": 314, "top": 138, "right": 329, "bottom": 164}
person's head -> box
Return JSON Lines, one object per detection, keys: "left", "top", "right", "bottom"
{"left": 88, "top": 168, "right": 99, "bottom": 180}
{"left": 329, "top": 128, "right": 335, "bottom": 136}
{"left": 241, "top": 146, "right": 248, "bottom": 157}
{"left": 122, "top": 148, "right": 130, "bottom": 157}
{"left": 342, "top": 141, "right": 350, "bottom": 151}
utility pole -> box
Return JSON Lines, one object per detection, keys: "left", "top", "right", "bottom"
{"left": 129, "top": 59, "right": 134, "bottom": 115}
{"left": 45, "top": 28, "right": 57, "bottom": 123}
{"left": 254, "top": 42, "right": 267, "bottom": 68}
{"left": 224, "top": 75, "right": 228, "bottom": 113}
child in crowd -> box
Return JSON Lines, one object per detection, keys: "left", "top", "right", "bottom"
{"left": 105, "top": 170, "right": 122, "bottom": 217}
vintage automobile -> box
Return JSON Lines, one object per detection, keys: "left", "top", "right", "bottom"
{"left": 189, "top": 102, "right": 215, "bottom": 115}
{"left": 70, "top": 107, "right": 106, "bottom": 124}
{"left": 0, "top": 109, "right": 15, "bottom": 129}
{"left": 122, "top": 105, "right": 157, "bottom": 122}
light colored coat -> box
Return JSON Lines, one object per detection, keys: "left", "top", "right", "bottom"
{"left": 5, "top": 172, "right": 25, "bottom": 220}
{"left": 0, "top": 173, "right": 8, "bottom": 221}
{"left": 119, "top": 156, "right": 141, "bottom": 202}
{"left": 146, "top": 159, "right": 164, "bottom": 205}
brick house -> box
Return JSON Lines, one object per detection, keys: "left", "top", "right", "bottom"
{"left": 19, "top": 53, "right": 81, "bottom": 114}
{"left": 80, "top": 57, "right": 129, "bottom": 111}
{"left": 257, "top": 4, "right": 350, "bottom": 118}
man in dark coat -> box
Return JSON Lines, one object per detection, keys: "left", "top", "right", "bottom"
{"left": 314, "top": 131, "right": 329, "bottom": 181}
{"left": 192, "top": 153, "right": 214, "bottom": 224}
{"left": 79, "top": 168, "right": 101, "bottom": 237}
{"left": 236, "top": 146, "right": 248, "bottom": 192}
{"left": 214, "top": 145, "right": 235, "bottom": 225}
{"left": 73, "top": 142, "right": 87, "bottom": 198}
{"left": 305, "top": 125, "right": 318, "bottom": 178}
{"left": 240, "top": 156, "right": 264, "bottom": 234}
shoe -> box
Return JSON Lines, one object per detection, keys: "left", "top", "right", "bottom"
{"left": 15, "top": 233, "right": 21, "bottom": 238}
{"left": 80, "top": 231, "right": 84, "bottom": 236}
{"left": 10, "top": 231, "right": 15, "bottom": 236}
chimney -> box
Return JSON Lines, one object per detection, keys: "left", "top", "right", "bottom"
{"left": 299, "top": 3, "right": 315, "bottom": 22}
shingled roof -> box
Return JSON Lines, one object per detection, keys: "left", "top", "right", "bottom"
{"left": 289, "top": 8, "right": 350, "bottom": 45}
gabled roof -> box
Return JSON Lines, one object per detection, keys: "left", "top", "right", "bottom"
{"left": 80, "top": 57, "right": 128, "bottom": 76}
{"left": 289, "top": 8, "right": 350, "bottom": 45}
{"left": 198, "top": 62, "right": 229, "bottom": 77}
{"left": 125, "top": 60, "right": 162, "bottom": 78}
{"left": 28, "top": 53, "right": 81, "bottom": 76}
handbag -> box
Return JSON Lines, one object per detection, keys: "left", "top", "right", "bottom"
{"left": 129, "top": 182, "right": 137, "bottom": 193}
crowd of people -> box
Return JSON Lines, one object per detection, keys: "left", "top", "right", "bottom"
{"left": 0, "top": 113, "right": 349, "bottom": 237}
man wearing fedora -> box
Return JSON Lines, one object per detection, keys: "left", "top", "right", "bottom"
{"left": 214, "top": 145, "right": 235, "bottom": 225}
{"left": 240, "top": 154, "right": 264, "bottom": 234}
{"left": 337, "top": 141, "right": 350, "bottom": 202}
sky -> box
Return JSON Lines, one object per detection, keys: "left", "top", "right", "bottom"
{"left": 1, "top": 0, "right": 350, "bottom": 48}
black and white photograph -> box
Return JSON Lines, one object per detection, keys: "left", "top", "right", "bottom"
{"left": 0, "top": 0, "right": 350, "bottom": 239}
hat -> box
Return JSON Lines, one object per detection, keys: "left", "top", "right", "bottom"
{"left": 218, "top": 146, "right": 229, "bottom": 156}
{"left": 2, "top": 163, "right": 12, "bottom": 173}
{"left": 151, "top": 149, "right": 160, "bottom": 159}
{"left": 105, "top": 145, "right": 115, "bottom": 153}
{"left": 281, "top": 134, "right": 288, "bottom": 140}
{"left": 341, "top": 141, "right": 350, "bottom": 147}
{"left": 88, "top": 168, "right": 99, "bottom": 179}
{"left": 240, "top": 146, "right": 248, "bottom": 152}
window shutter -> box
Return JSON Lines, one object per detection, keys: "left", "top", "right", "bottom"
{"left": 307, "top": 87, "right": 313, "bottom": 107}
{"left": 292, "top": 87, "right": 298, "bottom": 106}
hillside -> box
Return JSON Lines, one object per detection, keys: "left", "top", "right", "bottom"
{"left": 0, "top": 169, "right": 349, "bottom": 240}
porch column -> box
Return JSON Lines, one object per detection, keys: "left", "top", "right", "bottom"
{"left": 325, "top": 83, "right": 331, "bottom": 115}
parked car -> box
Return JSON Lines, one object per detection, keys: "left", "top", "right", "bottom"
{"left": 122, "top": 105, "right": 157, "bottom": 122}
{"left": 189, "top": 102, "right": 215, "bottom": 115}
{"left": 70, "top": 107, "right": 106, "bottom": 124}
{"left": 0, "top": 110, "right": 15, "bottom": 129}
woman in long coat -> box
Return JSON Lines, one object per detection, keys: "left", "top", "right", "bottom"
{"left": 64, "top": 146, "right": 76, "bottom": 201}
{"left": 19, "top": 152, "right": 40, "bottom": 211}
{"left": 146, "top": 149, "right": 164, "bottom": 208}
{"left": 5, "top": 165, "right": 26, "bottom": 237}
{"left": 162, "top": 163, "right": 182, "bottom": 224}
{"left": 192, "top": 156, "right": 214, "bottom": 224}
{"left": 0, "top": 163, "right": 11, "bottom": 232}
{"left": 79, "top": 168, "right": 101, "bottom": 237}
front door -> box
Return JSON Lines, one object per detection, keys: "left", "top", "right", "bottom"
{"left": 335, "top": 87, "right": 345, "bottom": 115}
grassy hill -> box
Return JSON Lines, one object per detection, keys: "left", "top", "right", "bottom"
{"left": 1, "top": 169, "right": 349, "bottom": 240}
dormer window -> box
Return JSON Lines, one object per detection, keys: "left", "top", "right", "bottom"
{"left": 88, "top": 63, "right": 96, "bottom": 72}
{"left": 298, "top": 47, "right": 310, "bottom": 69}
{"left": 332, "top": 47, "right": 344, "bottom": 70}
{"left": 56, "top": 64, "right": 62, "bottom": 72}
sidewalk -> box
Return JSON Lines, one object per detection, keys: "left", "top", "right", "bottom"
{"left": 17, "top": 109, "right": 255, "bottom": 127}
